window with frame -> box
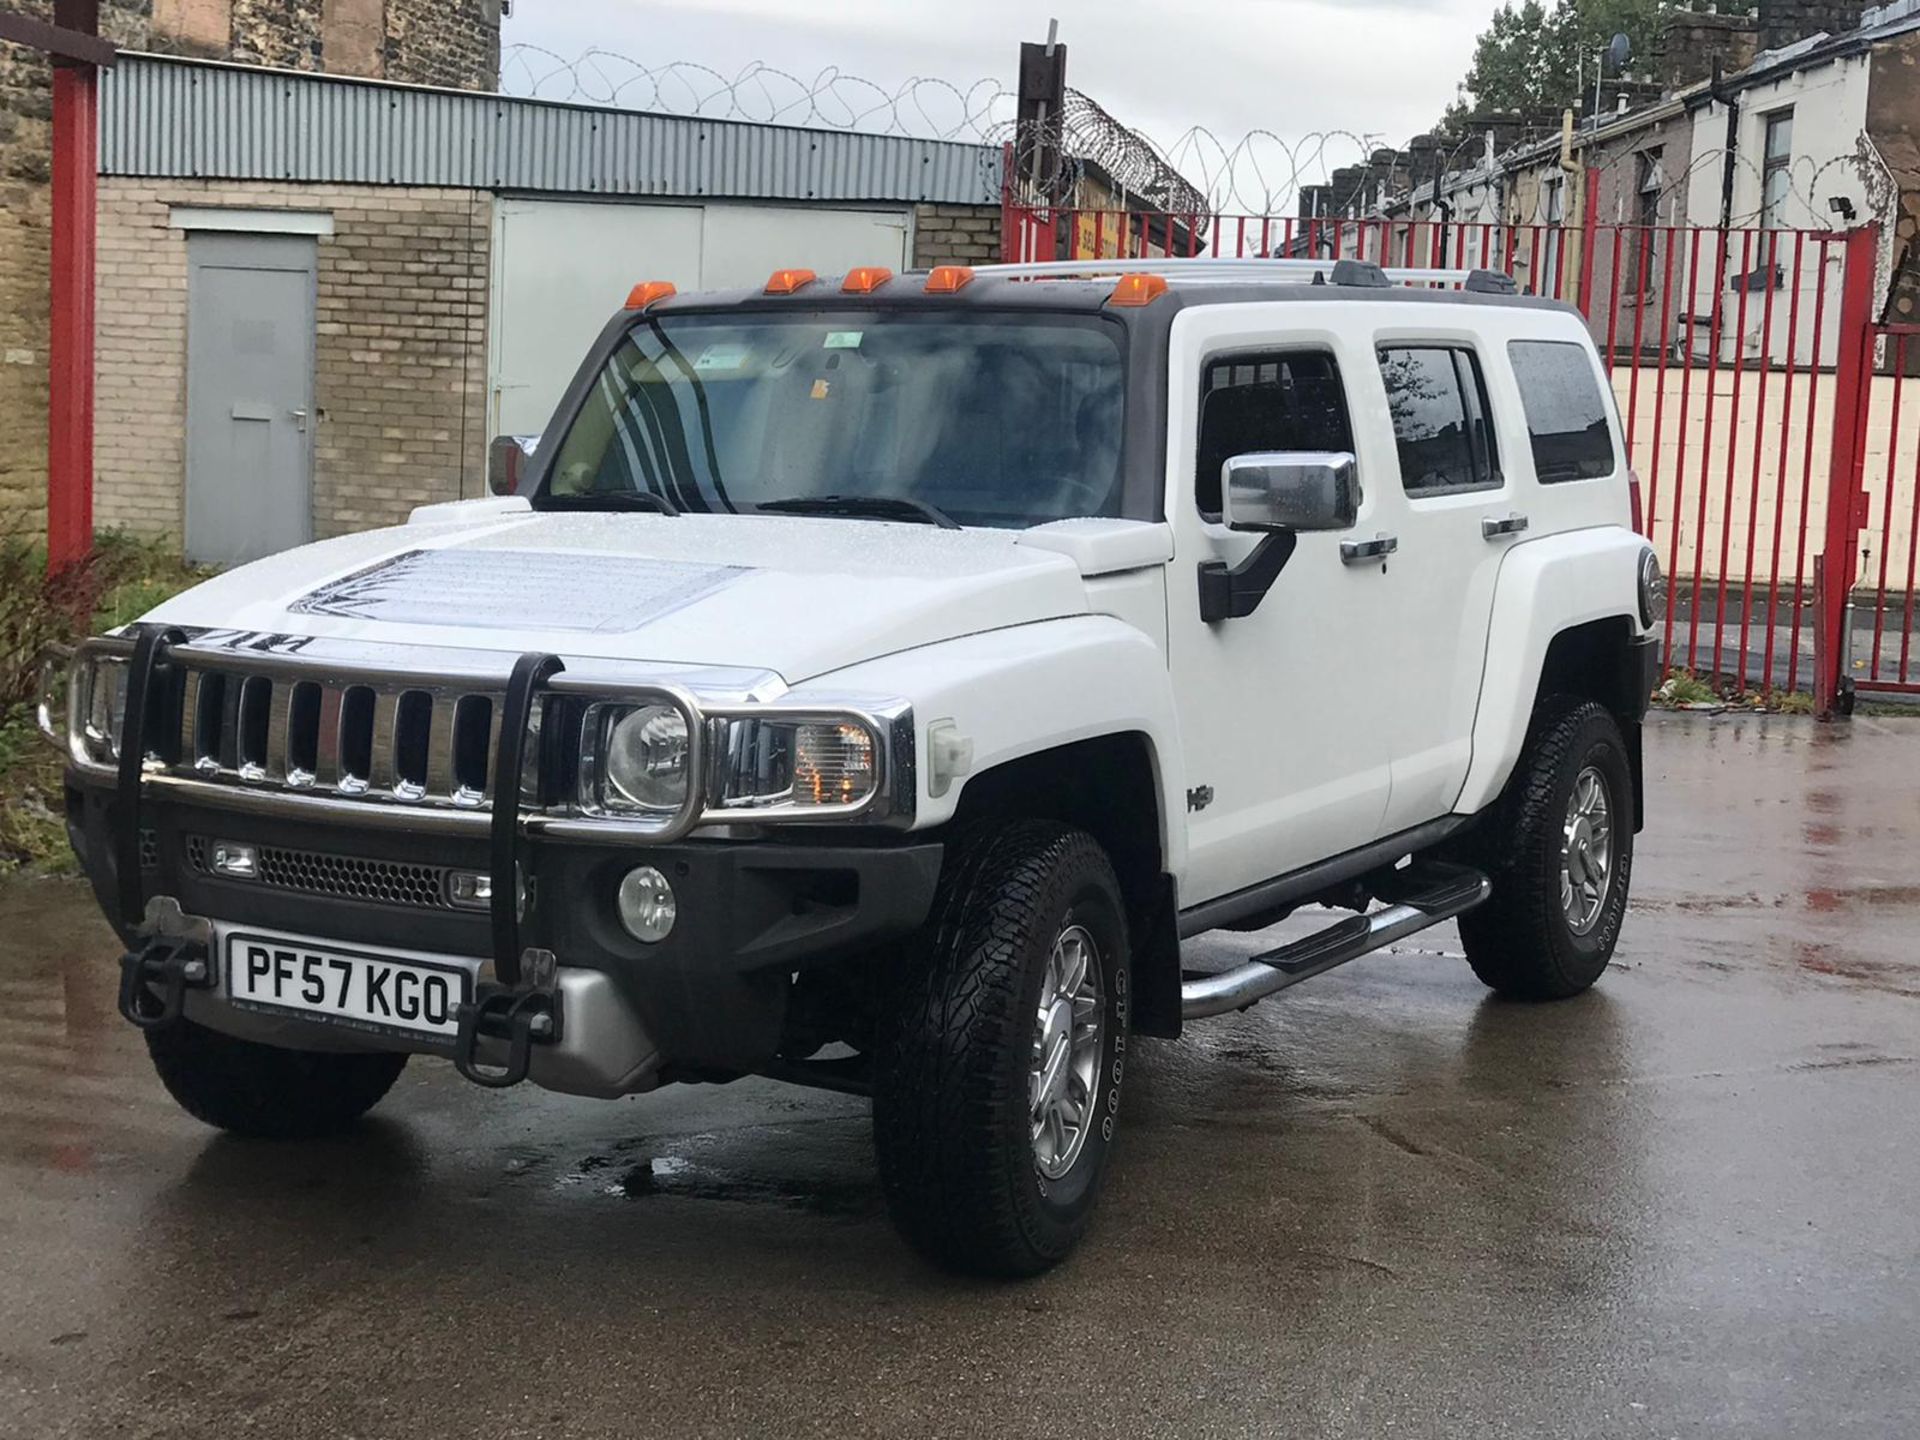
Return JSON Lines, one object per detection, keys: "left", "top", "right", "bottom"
{"left": 1507, "top": 340, "right": 1619, "bottom": 483}
{"left": 1377, "top": 347, "right": 1501, "bottom": 495}
{"left": 1634, "top": 149, "right": 1664, "bottom": 299}
{"left": 1195, "top": 350, "right": 1355, "bottom": 515}
{"left": 1762, "top": 110, "right": 1794, "bottom": 230}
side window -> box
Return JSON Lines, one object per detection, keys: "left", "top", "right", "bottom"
{"left": 1377, "top": 347, "right": 1501, "bottom": 495}
{"left": 1508, "top": 340, "right": 1619, "bottom": 483}
{"left": 1195, "top": 350, "right": 1355, "bottom": 516}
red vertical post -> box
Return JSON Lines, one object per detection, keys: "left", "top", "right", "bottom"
{"left": 47, "top": 58, "right": 98, "bottom": 572}
{"left": 1816, "top": 226, "right": 1882, "bottom": 719}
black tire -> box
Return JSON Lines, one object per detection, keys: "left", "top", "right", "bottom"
{"left": 146, "top": 1018, "right": 409, "bottom": 1139}
{"left": 1458, "top": 698, "right": 1635, "bottom": 1001}
{"left": 873, "top": 822, "right": 1130, "bottom": 1278}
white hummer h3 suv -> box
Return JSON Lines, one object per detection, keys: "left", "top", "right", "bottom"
{"left": 51, "top": 255, "right": 1662, "bottom": 1276}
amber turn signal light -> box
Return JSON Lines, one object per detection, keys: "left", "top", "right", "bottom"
{"left": 924, "top": 265, "right": 975, "bottom": 293}
{"left": 1107, "top": 273, "right": 1168, "bottom": 307}
{"left": 624, "top": 280, "right": 677, "bottom": 310}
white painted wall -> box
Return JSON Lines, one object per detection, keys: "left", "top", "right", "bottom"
{"left": 488, "top": 198, "right": 912, "bottom": 438}
{"left": 1684, "top": 54, "right": 1871, "bottom": 366}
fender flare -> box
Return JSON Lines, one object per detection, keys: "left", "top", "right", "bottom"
{"left": 1455, "top": 528, "right": 1655, "bottom": 818}
{"left": 786, "top": 616, "right": 1188, "bottom": 880}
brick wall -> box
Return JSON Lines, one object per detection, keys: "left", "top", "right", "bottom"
{"left": 0, "top": 0, "right": 498, "bottom": 540}
{"left": 1654, "top": 13, "right": 1761, "bottom": 91}
{"left": 912, "top": 204, "right": 1001, "bottom": 268}
{"left": 383, "top": 0, "right": 498, "bottom": 90}
{"left": 0, "top": 0, "right": 150, "bottom": 537}
{"left": 95, "top": 178, "right": 491, "bottom": 544}
{"left": 1760, "top": 0, "right": 1871, "bottom": 50}
{"left": 154, "top": 0, "right": 499, "bottom": 85}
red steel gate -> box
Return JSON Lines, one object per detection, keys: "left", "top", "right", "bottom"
{"left": 1001, "top": 197, "right": 1890, "bottom": 714}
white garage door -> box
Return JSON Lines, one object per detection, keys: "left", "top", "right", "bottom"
{"left": 488, "top": 197, "right": 911, "bottom": 439}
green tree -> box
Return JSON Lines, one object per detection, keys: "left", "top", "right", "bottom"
{"left": 1443, "top": 0, "right": 1717, "bottom": 130}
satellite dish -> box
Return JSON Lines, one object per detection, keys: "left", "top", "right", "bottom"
{"left": 1606, "top": 32, "right": 1633, "bottom": 74}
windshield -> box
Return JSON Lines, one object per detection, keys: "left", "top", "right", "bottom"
{"left": 538, "top": 311, "right": 1127, "bottom": 529}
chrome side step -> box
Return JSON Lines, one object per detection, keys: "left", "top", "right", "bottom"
{"left": 1180, "top": 865, "right": 1492, "bottom": 1021}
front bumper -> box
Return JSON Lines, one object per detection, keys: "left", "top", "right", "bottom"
{"left": 72, "top": 777, "right": 943, "bottom": 1094}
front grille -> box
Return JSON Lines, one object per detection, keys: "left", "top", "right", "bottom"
{"left": 162, "top": 661, "right": 505, "bottom": 811}
{"left": 189, "top": 835, "right": 453, "bottom": 910}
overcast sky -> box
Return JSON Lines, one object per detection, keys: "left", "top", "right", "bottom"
{"left": 502, "top": 0, "right": 1492, "bottom": 176}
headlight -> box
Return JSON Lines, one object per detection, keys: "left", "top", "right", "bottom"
{"left": 571, "top": 690, "right": 895, "bottom": 832}
{"left": 603, "top": 703, "right": 692, "bottom": 811}
{"left": 711, "top": 716, "right": 881, "bottom": 814}
{"left": 578, "top": 700, "right": 697, "bottom": 824}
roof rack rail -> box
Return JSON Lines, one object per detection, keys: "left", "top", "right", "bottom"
{"left": 970, "top": 256, "right": 1522, "bottom": 293}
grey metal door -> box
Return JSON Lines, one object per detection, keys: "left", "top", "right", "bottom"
{"left": 185, "top": 233, "right": 316, "bottom": 565}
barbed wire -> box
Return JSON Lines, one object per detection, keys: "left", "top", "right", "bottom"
{"left": 497, "top": 43, "right": 1394, "bottom": 217}
{"left": 497, "top": 45, "right": 1907, "bottom": 236}
{"left": 500, "top": 44, "right": 1016, "bottom": 140}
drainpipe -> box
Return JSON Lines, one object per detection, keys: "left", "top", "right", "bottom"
{"left": 1712, "top": 57, "right": 1741, "bottom": 231}
{"left": 1711, "top": 57, "right": 1741, "bottom": 355}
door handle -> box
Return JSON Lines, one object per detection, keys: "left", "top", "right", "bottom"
{"left": 291, "top": 408, "right": 309, "bottom": 433}
{"left": 1340, "top": 533, "right": 1398, "bottom": 566}
{"left": 1482, "top": 512, "right": 1529, "bottom": 540}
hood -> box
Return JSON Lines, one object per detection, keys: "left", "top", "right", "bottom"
{"left": 141, "top": 505, "right": 1166, "bottom": 684}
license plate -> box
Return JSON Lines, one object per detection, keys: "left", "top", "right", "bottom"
{"left": 222, "top": 931, "right": 473, "bottom": 1041}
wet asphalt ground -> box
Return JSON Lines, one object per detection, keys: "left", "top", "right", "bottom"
{"left": 3, "top": 712, "right": 1919, "bottom": 1439}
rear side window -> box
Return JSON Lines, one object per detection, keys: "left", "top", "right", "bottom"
{"left": 1508, "top": 340, "right": 1619, "bottom": 483}
{"left": 1195, "top": 351, "right": 1355, "bottom": 515}
{"left": 1378, "top": 347, "right": 1501, "bottom": 494}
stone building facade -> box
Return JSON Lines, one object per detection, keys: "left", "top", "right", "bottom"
{"left": 0, "top": 0, "right": 500, "bottom": 536}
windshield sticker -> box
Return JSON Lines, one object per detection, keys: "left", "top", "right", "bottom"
{"left": 810, "top": 379, "right": 832, "bottom": 400}
{"left": 289, "top": 550, "right": 748, "bottom": 633}
{"left": 822, "top": 331, "right": 864, "bottom": 350}
{"left": 693, "top": 343, "right": 750, "bottom": 372}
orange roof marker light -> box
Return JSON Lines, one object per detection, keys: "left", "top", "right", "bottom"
{"left": 842, "top": 266, "right": 894, "bottom": 294}
{"left": 624, "top": 280, "right": 677, "bottom": 310}
{"left": 925, "top": 265, "right": 976, "bottom": 294}
{"left": 765, "top": 268, "right": 818, "bottom": 295}
{"left": 1107, "top": 272, "right": 1168, "bottom": 308}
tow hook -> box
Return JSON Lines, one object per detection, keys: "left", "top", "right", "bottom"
{"left": 117, "top": 898, "right": 216, "bottom": 1031}
{"left": 453, "top": 949, "right": 563, "bottom": 1089}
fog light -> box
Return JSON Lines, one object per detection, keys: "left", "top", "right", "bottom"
{"left": 211, "top": 841, "right": 258, "bottom": 880}
{"left": 616, "top": 865, "right": 676, "bottom": 943}
{"left": 447, "top": 871, "right": 493, "bottom": 910}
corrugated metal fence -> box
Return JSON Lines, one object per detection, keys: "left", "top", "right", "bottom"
{"left": 98, "top": 53, "right": 1001, "bottom": 206}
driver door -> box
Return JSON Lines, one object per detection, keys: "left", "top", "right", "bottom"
{"left": 1165, "top": 314, "right": 1400, "bottom": 910}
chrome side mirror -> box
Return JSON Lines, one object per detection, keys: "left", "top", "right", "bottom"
{"left": 1222, "top": 452, "right": 1360, "bottom": 533}
{"left": 488, "top": 434, "right": 541, "bottom": 496}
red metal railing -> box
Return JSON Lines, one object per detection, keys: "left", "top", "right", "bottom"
{"left": 1847, "top": 323, "right": 1920, "bottom": 697}
{"left": 1002, "top": 200, "right": 1889, "bottom": 706}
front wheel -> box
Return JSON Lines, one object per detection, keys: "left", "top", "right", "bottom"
{"left": 1458, "top": 698, "right": 1635, "bottom": 1000}
{"left": 147, "top": 1017, "right": 409, "bottom": 1139}
{"left": 873, "top": 822, "right": 1130, "bottom": 1277}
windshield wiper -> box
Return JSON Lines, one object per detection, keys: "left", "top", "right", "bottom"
{"left": 539, "top": 490, "right": 681, "bottom": 516}
{"left": 753, "top": 495, "right": 961, "bottom": 530}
